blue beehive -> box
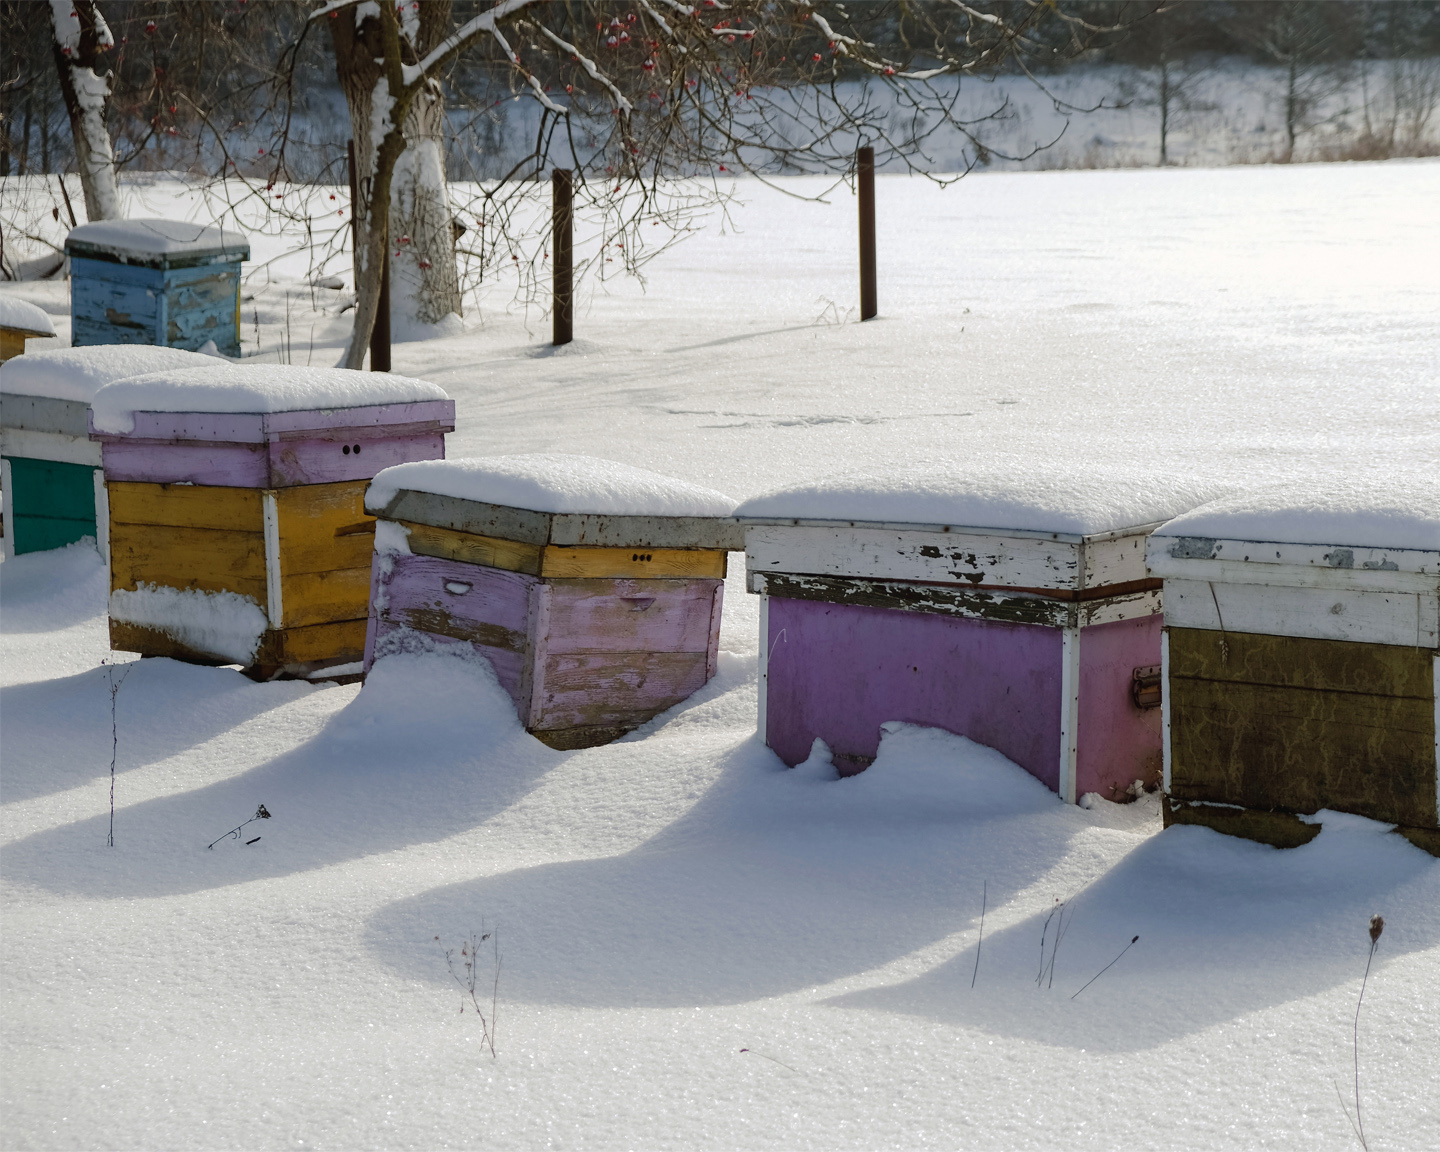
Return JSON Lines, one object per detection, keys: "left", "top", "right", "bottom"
{"left": 65, "top": 219, "right": 249, "bottom": 356}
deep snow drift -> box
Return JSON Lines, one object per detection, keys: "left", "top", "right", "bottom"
{"left": 3, "top": 160, "right": 1439, "bottom": 1150}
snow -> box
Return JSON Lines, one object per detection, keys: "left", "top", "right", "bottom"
{"left": 66, "top": 217, "right": 248, "bottom": 257}
{"left": 90, "top": 364, "right": 449, "bottom": 433}
{"left": 0, "top": 345, "right": 225, "bottom": 404}
{"left": 0, "top": 296, "right": 56, "bottom": 337}
{"left": 1152, "top": 475, "right": 1440, "bottom": 553}
{"left": 736, "top": 458, "right": 1232, "bottom": 535}
{"left": 4, "top": 161, "right": 1440, "bottom": 1150}
{"left": 108, "top": 582, "right": 269, "bottom": 665}
{"left": 367, "top": 453, "right": 738, "bottom": 517}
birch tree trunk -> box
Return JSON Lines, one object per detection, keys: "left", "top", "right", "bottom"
{"left": 50, "top": 0, "right": 120, "bottom": 221}
{"left": 329, "top": 0, "right": 461, "bottom": 361}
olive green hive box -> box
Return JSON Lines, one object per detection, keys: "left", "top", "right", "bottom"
{"left": 1147, "top": 530, "right": 1439, "bottom": 856}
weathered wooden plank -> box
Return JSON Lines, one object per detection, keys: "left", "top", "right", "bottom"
{"left": 1162, "top": 577, "right": 1438, "bottom": 647}
{"left": 371, "top": 487, "right": 743, "bottom": 550}
{"left": 6, "top": 456, "right": 97, "bottom": 523}
{"left": 100, "top": 439, "right": 270, "bottom": 487}
{"left": 280, "top": 567, "right": 373, "bottom": 629}
{"left": 541, "top": 577, "right": 721, "bottom": 653}
{"left": 745, "top": 524, "right": 1086, "bottom": 591}
{"left": 1080, "top": 529, "right": 1158, "bottom": 589}
{"left": 70, "top": 257, "right": 161, "bottom": 346}
{"left": 1168, "top": 675, "right": 1437, "bottom": 828}
{"left": 758, "top": 571, "right": 1073, "bottom": 627}
{"left": 530, "top": 650, "right": 711, "bottom": 731}
{"left": 0, "top": 393, "right": 91, "bottom": 437}
{"left": 1168, "top": 626, "right": 1435, "bottom": 697}
{"left": 539, "top": 546, "right": 726, "bottom": 581}
{"left": 375, "top": 552, "right": 535, "bottom": 649}
{"left": 109, "top": 521, "right": 266, "bottom": 600}
{"left": 257, "top": 618, "right": 368, "bottom": 667}
{"left": 108, "top": 480, "right": 262, "bottom": 531}
{"left": 751, "top": 571, "right": 1160, "bottom": 629}
{"left": 1148, "top": 554, "right": 1435, "bottom": 595}
{"left": 1, "top": 428, "right": 104, "bottom": 466}
{"left": 1149, "top": 534, "right": 1439, "bottom": 578}
{"left": 108, "top": 401, "right": 456, "bottom": 445}
{"left": 398, "top": 520, "right": 544, "bottom": 575}
{"left": 266, "top": 432, "right": 446, "bottom": 488}
{"left": 274, "top": 480, "right": 373, "bottom": 574}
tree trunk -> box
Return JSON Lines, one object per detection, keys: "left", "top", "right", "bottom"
{"left": 50, "top": 0, "right": 121, "bottom": 221}
{"left": 329, "top": 0, "right": 460, "bottom": 361}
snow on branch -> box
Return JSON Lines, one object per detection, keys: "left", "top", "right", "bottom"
{"left": 536, "top": 25, "right": 634, "bottom": 115}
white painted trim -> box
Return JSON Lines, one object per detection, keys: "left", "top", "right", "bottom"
{"left": 746, "top": 524, "right": 1093, "bottom": 591}
{"left": 0, "top": 428, "right": 103, "bottom": 467}
{"left": 262, "top": 491, "right": 283, "bottom": 629}
{"left": 1161, "top": 629, "right": 1173, "bottom": 795}
{"left": 1, "top": 457, "right": 13, "bottom": 561}
{"left": 1161, "top": 578, "right": 1438, "bottom": 648}
{"left": 93, "top": 470, "right": 109, "bottom": 566}
{"left": 738, "top": 516, "right": 1169, "bottom": 547}
{"left": 1147, "top": 534, "right": 1438, "bottom": 578}
{"left": 1058, "top": 626, "right": 1080, "bottom": 804}
{"left": 1145, "top": 554, "right": 1434, "bottom": 595}
{"left": 757, "top": 590, "right": 770, "bottom": 746}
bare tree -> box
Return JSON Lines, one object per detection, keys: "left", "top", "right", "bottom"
{"left": 308, "top": 0, "right": 1148, "bottom": 368}
{"left": 1240, "top": 0, "right": 1354, "bottom": 160}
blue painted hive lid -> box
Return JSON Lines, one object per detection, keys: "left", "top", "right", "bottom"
{"left": 65, "top": 218, "right": 250, "bottom": 270}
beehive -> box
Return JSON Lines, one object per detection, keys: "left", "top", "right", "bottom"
{"left": 364, "top": 456, "right": 742, "bottom": 748}
{"left": 66, "top": 219, "right": 249, "bottom": 355}
{"left": 1, "top": 346, "right": 221, "bottom": 557}
{"left": 0, "top": 296, "right": 57, "bottom": 362}
{"left": 90, "top": 365, "right": 454, "bottom": 678}
{"left": 1147, "top": 510, "right": 1440, "bottom": 855}
{"left": 741, "top": 513, "right": 1174, "bottom": 803}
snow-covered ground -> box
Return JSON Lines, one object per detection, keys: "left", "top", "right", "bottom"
{"left": 3, "top": 159, "right": 1438, "bottom": 1149}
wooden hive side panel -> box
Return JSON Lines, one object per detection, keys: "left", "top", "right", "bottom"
{"left": 400, "top": 520, "right": 544, "bottom": 575}
{"left": 528, "top": 650, "right": 712, "bottom": 734}
{"left": 5, "top": 457, "right": 99, "bottom": 554}
{"left": 162, "top": 262, "right": 241, "bottom": 354}
{"left": 266, "top": 432, "right": 446, "bottom": 488}
{"left": 70, "top": 257, "right": 162, "bottom": 347}
{"left": 539, "top": 547, "right": 727, "bottom": 581}
{"left": 541, "top": 577, "right": 722, "bottom": 653}
{"left": 745, "top": 524, "right": 1083, "bottom": 590}
{"left": 274, "top": 481, "right": 375, "bottom": 628}
{"left": 1167, "top": 627, "right": 1438, "bottom": 828}
{"left": 257, "top": 619, "right": 369, "bottom": 669}
{"left": 101, "top": 440, "right": 270, "bottom": 487}
{"left": 108, "top": 481, "right": 266, "bottom": 600}
{"left": 373, "top": 552, "right": 536, "bottom": 705}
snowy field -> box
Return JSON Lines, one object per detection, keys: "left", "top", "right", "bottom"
{"left": 3, "top": 158, "right": 1439, "bottom": 1150}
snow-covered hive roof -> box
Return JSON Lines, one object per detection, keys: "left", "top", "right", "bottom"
{"left": 90, "top": 364, "right": 450, "bottom": 434}
{"left": 735, "top": 456, "right": 1233, "bottom": 538}
{"left": 1, "top": 346, "right": 226, "bottom": 405}
{"left": 1151, "top": 473, "right": 1440, "bottom": 553}
{"left": 0, "top": 297, "right": 57, "bottom": 337}
{"left": 367, "top": 455, "right": 743, "bottom": 550}
{"left": 66, "top": 218, "right": 250, "bottom": 268}
{"left": 368, "top": 454, "right": 738, "bottom": 518}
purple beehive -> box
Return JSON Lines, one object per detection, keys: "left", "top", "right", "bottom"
{"left": 738, "top": 479, "right": 1188, "bottom": 803}
{"left": 363, "top": 455, "right": 743, "bottom": 748}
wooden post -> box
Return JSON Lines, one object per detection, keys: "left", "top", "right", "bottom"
{"left": 857, "top": 145, "right": 877, "bottom": 321}
{"left": 552, "top": 168, "right": 573, "bottom": 346}
{"left": 348, "top": 139, "right": 391, "bottom": 372}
